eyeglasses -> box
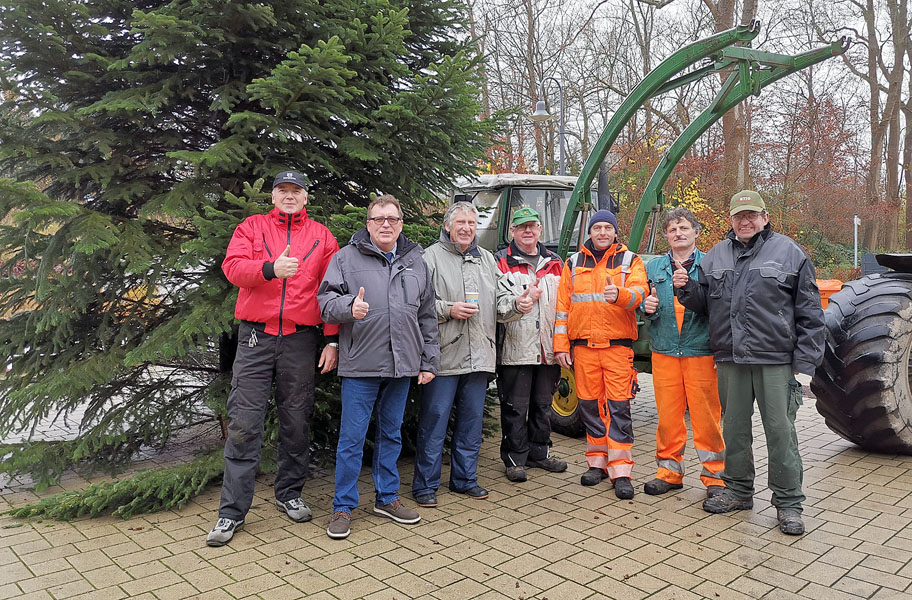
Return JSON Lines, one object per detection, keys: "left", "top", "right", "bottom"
{"left": 367, "top": 216, "right": 402, "bottom": 225}
{"left": 731, "top": 211, "right": 764, "bottom": 223}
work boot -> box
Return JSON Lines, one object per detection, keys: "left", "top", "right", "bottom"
{"left": 450, "top": 484, "right": 489, "bottom": 499}
{"left": 706, "top": 485, "right": 725, "bottom": 498}
{"left": 644, "top": 478, "right": 683, "bottom": 496}
{"left": 206, "top": 517, "right": 244, "bottom": 547}
{"left": 580, "top": 467, "right": 609, "bottom": 486}
{"left": 527, "top": 456, "right": 568, "bottom": 473}
{"left": 777, "top": 508, "right": 805, "bottom": 535}
{"left": 414, "top": 492, "right": 438, "bottom": 508}
{"left": 613, "top": 477, "right": 634, "bottom": 500}
{"left": 505, "top": 466, "right": 527, "bottom": 482}
{"left": 702, "top": 490, "right": 753, "bottom": 514}
{"left": 326, "top": 511, "right": 352, "bottom": 540}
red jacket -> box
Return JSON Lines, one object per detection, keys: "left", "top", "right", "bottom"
{"left": 222, "top": 207, "right": 340, "bottom": 336}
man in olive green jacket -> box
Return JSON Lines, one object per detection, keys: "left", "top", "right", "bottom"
{"left": 412, "top": 201, "right": 509, "bottom": 507}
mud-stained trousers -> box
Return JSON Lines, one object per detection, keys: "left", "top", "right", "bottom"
{"left": 573, "top": 345, "right": 636, "bottom": 480}
{"left": 651, "top": 352, "right": 724, "bottom": 488}
{"left": 218, "top": 322, "right": 318, "bottom": 521}
{"left": 498, "top": 364, "right": 562, "bottom": 468}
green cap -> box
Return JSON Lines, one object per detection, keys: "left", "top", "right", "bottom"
{"left": 511, "top": 207, "right": 541, "bottom": 226}
{"left": 729, "top": 190, "right": 766, "bottom": 215}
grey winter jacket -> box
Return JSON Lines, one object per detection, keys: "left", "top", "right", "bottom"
{"left": 424, "top": 231, "right": 499, "bottom": 376}
{"left": 318, "top": 228, "right": 440, "bottom": 378}
{"left": 676, "top": 225, "right": 825, "bottom": 375}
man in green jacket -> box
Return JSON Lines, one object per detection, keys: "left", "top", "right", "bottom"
{"left": 641, "top": 207, "right": 724, "bottom": 497}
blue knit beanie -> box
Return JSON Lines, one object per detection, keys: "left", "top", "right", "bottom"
{"left": 588, "top": 209, "right": 618, "bottom": 232}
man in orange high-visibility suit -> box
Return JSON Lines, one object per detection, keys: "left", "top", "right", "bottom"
{"left": 554, "top": 210, "right": 647, "bottom": 500}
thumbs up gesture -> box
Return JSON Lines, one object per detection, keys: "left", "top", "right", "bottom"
{"left": 643, "top": 283, "right": 659, "bottom": 314}
{"left": 527, "top": 279, "right": 543, "bottom": 301}
{"left": 604, "top": 280, "right": 619, "bottom": 304}
{"left": 671, "top": 260, "right": 689, "bottom": 289}
{"left": 273, "top": 245, "right": 299, "bottom": 279}
{"left": 352, "top": 287, "right": 370, "bottom": 320}
{"left": 515, "top": 286, "right": 535, "bottom": 314}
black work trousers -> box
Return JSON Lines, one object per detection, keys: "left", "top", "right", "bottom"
{"left": 218, "top": 322, "right": 318, "bottom": 521}
{"left": 497, "top": 364, "right": 561, "bottom": 468}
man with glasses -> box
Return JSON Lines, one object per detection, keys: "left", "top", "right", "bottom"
{"left": 674, "top": 190, "right": 824, "bottom": 536}
{"left": 318, "top": 195, "right": 439, "bottom": 540}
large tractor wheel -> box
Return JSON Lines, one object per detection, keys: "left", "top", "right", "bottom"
{"left": 551, "top": 367, "right": 585, "bottom": 438}
{"left": 810, "top": 273, "right": 912, "bottom": 454}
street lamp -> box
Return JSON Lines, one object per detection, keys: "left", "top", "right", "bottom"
{"left": 528, "top": 77, "right": 566, "bottom": 176}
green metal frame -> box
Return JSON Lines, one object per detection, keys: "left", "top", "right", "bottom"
{"left": 556, "top": 20, "right": 849, "bottom": 257}
{"left": 630, "top": 38, "right": 850, "bottom": 251}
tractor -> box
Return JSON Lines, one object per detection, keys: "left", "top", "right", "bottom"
{"left": 456, "top": 22, "right": 858, "bottom": 441}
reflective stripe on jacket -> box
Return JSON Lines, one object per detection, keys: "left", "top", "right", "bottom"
{"left": 553, "top": 241, "right": 647, "bottom": 353}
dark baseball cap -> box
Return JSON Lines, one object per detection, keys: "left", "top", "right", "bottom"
{"left": 272, "top": 170, "right": 310, "bottom": 190}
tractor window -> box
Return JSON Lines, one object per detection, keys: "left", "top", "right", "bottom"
{"left": 471, "top": 190, "right": 501, "bottom": 230}
{"left": 506, "top": 188, "right": 592, "bottom": 248}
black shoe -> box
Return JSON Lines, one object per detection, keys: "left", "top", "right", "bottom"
{"left": 643, "top": 478, "right": 683, "bottom": 496}
{"left": 580, "top": 467, "right": 609, "bottom": 486}
{"left": 450, "top": 485, "right": 488, "bottom": 499}
{"left": 706, "top": 485, "right": 725, "bottom": 499}
{"left": 777, "top": 508, "right": 805, "bottom": 535}
{"left": 527, "top": 456, "right": 568, "bottom": 473}
{"left": 613, "top": 477, "right": 634, "bottom": 500}
{"left": 505, "top": 466, "right": 527, "bottom": 482}
{"left": 414, "top": 492, "right": 437, "bottom": 508}
{"left": 702, "top": 490, "right": 753, "bottom": 514}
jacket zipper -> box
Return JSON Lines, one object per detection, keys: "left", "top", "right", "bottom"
{"left": 278, "top": 220, "right": 291, "bottom": 335}
{"left": 400, "top": 277, "right": 408, "bottom": 304}
{"left": 302, "top": 239, "right": 319, "bottom": 262}
{"left": 262, "top": 234, "right": 273, "bottom": 258}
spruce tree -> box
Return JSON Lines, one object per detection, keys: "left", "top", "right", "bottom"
{"left": 0, "top": 0, "right": 499, "bottom": 508}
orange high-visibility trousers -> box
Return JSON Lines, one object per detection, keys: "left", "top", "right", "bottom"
{"left": 573, "top": 345, "right": 636, "bottom": 480}
{"left": 651, "top": 352, "right": 724, "bottom": 487}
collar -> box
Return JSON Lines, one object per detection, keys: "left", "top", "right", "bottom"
{"left": 270, "top": 207, "right": 308, "bottom": 229}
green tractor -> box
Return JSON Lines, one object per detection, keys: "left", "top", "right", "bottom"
{"left": 457, "top": 22, "right": 849, "bottom": 438}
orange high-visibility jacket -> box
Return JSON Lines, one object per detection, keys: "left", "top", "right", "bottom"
{"left": 553, "top": 241, "right": 647, "bottom": 353}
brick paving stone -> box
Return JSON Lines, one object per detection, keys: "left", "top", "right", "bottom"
{"left": 585, "top": 575, "right": 650, "bottom": 600}
{"left": 847, "top": 564, "right": 912, "bottom": 591}
{"left": 799, "top": 582, "right": 866, "bottom": 600}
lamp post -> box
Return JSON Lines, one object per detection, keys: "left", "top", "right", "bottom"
{"left": 529, "top": 77, "right": 566, "bottom": 176}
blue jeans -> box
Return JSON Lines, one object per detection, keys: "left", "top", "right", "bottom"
{"left": 333, "top": 376, "right": 411, "bottom": 513}
{"left": 412, "top": 372, "right": 488, "bottom": 496}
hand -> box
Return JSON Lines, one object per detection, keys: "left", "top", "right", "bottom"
{"left": 450, "top": 301, "right": 479, "bottom": 319}
{"left": 643, "top": 285, "right": 658, "bottom": 314}
{"left": 603, "top": 282, "right": 619, "bottom": 303}
{"left": 352, "top": 287, "right": 369, "bottom": 320}
{"left": 527, "top": 280, "right": 543, "bottom": 301}
{"left": 555, "top": 352, "right": 573, "bottom": 369}
{"left": 672, "top": 261, "right": 689, "bottom": 289}
{"left": 514, "top": 287, "right": 534, "bottom": 314}
{"left": 417, "top": 371, "right": 435, "bottom": 384}
{"left": 318, "top": 345, "right": 338, "bottom": 374}
{"left": 273, "top": 245, "right": 299, "bottom": 279}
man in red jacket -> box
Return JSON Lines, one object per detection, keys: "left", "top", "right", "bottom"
{"left": 207, "top": 170, "right": 340, "bottom": 547}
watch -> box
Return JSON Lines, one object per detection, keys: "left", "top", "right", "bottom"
{"left": 327, "top": 342, "right": 339, "bottom": 348}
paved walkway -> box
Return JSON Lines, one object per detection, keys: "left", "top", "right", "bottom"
{"left": 2, "top": 374, "right": 912, "bottom": 599}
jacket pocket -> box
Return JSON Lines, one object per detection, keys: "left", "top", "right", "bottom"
{"left": 401, "top": 274, "right": 421, "bottom": 308}
{"left": 757, "top": 266, "right": 796, "bottom": 291}
{"left": 708, "top": 270, "right": 726, "bottom": 298}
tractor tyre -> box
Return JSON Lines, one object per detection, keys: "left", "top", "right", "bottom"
{"left": 550, "top": 367, "right": 585, "bottom": 438}
{"left": 810, "top": 273, "right": 912, "bottom": 454}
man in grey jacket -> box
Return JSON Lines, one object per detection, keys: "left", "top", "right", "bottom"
{"left": 411, "top": 201, "right": 500, "bottom": 507}
{"left": 318, "top": 195, "right": 439, "bottom": 540}
{"left": 675, "top": 190, "right": 824, "bottom": 536}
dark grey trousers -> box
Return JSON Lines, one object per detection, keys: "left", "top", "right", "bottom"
{"left": 498, "top": 364, "right": 561, "bottom": 468}
{"left": 218, "top": 322, "right": 318, "bottom": 521}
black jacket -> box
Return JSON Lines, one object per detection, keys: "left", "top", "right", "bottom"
{"left": 676, "top": 225, "right": 825, "bottom": 375}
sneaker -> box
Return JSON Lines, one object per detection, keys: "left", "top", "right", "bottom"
{"left": 702, "top": 490, "right": 753, "bottom": 514}
{"left": 527, "top": 456, "right": 568, "bottom": 473}
{"left": 206, "top": 517, "right": 244, "bottom": 547}
{"left": 706, "top": 485, "right": 726, "bottom": 498}
{"left": 644, "top": 478, "right": 683, "bottom": 496}
{"left": 613, "top": 477, "right": 634, "bottom": 500}
{"left": 505, "top": 466, "right": 527, "bottom": 482}
{"left": 580, "top": 467, "right": 609, "bottom": 486}
{"left": 450, "top": 484, "right": 489, "bottom": 499}
{"left": 373, "top": 500, "right": 421, "bottom": 524}
{"left": 414, "top": 493, "right": 438, "bottom": 508}
{"left": 777, "top": 508, "right": 805, "bottom": 535}
{"left": 276, "top": 498, "right": 312, "bottom": 523}
{"left": 327, "top": 511, "right": 352, "bottom": 539}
